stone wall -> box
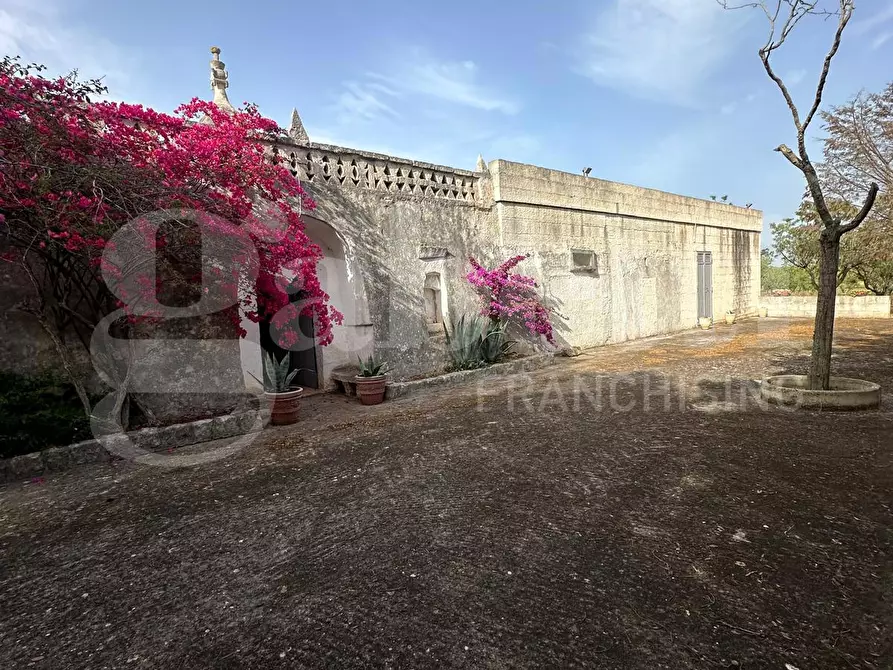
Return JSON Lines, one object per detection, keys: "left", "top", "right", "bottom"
{"left": 761, "top": 295, "right": 891, "bottom": 319}
{"left": 0, "top": 141, "right": 764, "bottom": 418}
{"left": 274, "top": 147, "right": 763, "bottom": 385}
{"left": 489, "top": 161, "right": 762, "bottom": 348}
{"left": 292, "top": 173, "right": 498, "bottom": 383}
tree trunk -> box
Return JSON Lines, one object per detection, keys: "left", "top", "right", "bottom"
{"left": 807, "top": 234, "right": 840, "bottom": 390}
{"left": 35, "top": 313, "right": 93, "bottom": 416}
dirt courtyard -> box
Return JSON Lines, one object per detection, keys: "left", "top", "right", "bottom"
{"left": 1, "top": 318, "right": 891, "bottom": 668}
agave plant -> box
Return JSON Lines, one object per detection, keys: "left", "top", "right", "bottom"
{"left": 357, "top": 354, "right": 389, "bottom": 377}
{"left": 444, "top": 314, "right": 485, "bottom": 370}
{"left": 444, "top": 315, "right": 514, "bottom": 370}
{"left": 255, "top": 351, "right": 299, "bottom": 393}
{"left": 480, "top": 319, "right": 514, "bottom": 364}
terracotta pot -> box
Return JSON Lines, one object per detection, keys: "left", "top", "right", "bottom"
{"left": 355, "top": 375, "right": 387, "bottom": 405}
{"left": 725, "top": 312, "right": 736, "bottom": 325}
{"left": 264, "top": 388, "right": 302, "bottom": 425}
{"left": 698, "top": 316, "right": 712, "bottom": 330}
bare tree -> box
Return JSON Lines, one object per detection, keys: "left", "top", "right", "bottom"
{"left": 720, "top": 0, "right": 879, "bottom": 390}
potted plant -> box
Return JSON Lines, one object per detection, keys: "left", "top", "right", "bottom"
{"left": 725, "top": 309, "right": 736, "bottom": 325}
{"left": 355, "top": 355, "right": 389, "bottom": 405}
{"left": 698, "top": 316, "right": 712, "bottom": 330}
{"left": 253, "top": 351, "right": 302, "bottom": 425}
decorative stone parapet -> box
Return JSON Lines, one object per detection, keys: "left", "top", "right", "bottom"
{"left": 272, "top": 139, "right": 484, "bottom": 205}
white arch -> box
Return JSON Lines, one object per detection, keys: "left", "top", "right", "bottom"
{"left": 303, "top": 215, "right": 373, "bottom": 386}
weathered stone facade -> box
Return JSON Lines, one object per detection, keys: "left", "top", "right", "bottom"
{"left": 259, "top": 134, "right": 761, "bottom": 388}
{"left": 0, "top": 48, "right": 763, "bottom": 417}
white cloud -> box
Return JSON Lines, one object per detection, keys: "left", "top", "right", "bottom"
{"left": 331, "top": 51, "right": 517, "bottom": 123}
{"left": 333, "top": 81, "right": 400, "bottom": 125}
{"left": 872, "top": 31, "right": 893, "bottom": 49}
{"left": 0, "top": 0, "right": 135, "bottom": 99}
{"left": 784, "top": 68, "right": 807, "bottom": 86}
{"left": 329, "top": 50, "right": 518, "bottom": 131}
{"left": 380, "top": 58, "right": 519, "bottom": 114}
{"left": 576, "top": 0, "right": 742, "bottom": 104}
{"left": 850, "top": 5, "right": 893, "bottom": 35}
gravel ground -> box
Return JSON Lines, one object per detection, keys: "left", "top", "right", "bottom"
{"left": 1, "top": 318, "right": 891, "bottom": 669}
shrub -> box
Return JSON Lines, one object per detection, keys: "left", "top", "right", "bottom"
{"left": 444, "top": 315, "right": 514, "bottom": 371}
{"left": 466, "top": 255, "right": 554, "bottom": 344}
{"left": 0, "top": 372, "right": 97, "bottom": 458}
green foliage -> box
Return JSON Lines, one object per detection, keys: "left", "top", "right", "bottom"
{"left": 0, "top": 371, "right": 95, "bottom": 459}
{"left": 761, "top": 251, "right": 817, "bottom": 295}
{"left": 444, "top": 315, "right": 514, "bottom": 371}
{"left": 768, "top": 198, "right": 893, "bottom": 295}
{"left": 357, "top": 355, "right": 389, "bottom": 377}
{"left": 761, "top": 249, "right": 785, "bottom": 293}
{"left": 770, "top": 201, "right": 861, "bottom": 290}
{"left": 260, "top": 351, "right": 299, "bottom": 393}
{"left": 854, "top": 260, "right": 893, "bottom": 295}
{"left": 479, "top": 320, "right": 514, "bottom": 365}
{"left": 445, "top": 315, "right": 486, "bottom": 370}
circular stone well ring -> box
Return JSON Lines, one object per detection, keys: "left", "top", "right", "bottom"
{"left": 760, "top": 375, "right": 881, "bottom": 411}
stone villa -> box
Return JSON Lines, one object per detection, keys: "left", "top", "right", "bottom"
{"left": 220, "top": 50, "right": 763, "bottom": 389}
{"left": 0, "top": 49, "right": 763, "bottom": 410}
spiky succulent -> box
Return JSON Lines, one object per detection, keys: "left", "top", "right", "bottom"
{"left": 261, "top": 351, "right": 299, "bottom": 392}
{"left": 444, "top": 315, "right": 514, "bottom": 370}
{"left": 357, "top": 355, "right": 389, "bottom": 377}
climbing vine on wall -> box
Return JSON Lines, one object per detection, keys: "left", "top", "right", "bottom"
{"left": 0, "top": 56, "right": 342, "bottom": 415}
{"left": 466, "top": 255, "right": 555, "bottom": 345}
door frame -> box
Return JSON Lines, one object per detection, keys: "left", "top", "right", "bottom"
{"left": 697, "top": 251, "right": 714, "bottom": 320}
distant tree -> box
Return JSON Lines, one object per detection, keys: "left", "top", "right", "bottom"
{"left": 770, "top": 200, "right": 861, "bottom": 290}
{"left": 819, "top": 83, "right": 892, "bottom": 208}
{"left": 761, "top": 248, "right": 791, "bottom": 293}
{"left": 770, "top": 197, "right": 893, "bottom": 295}
{"left": 720, "top": 0, "right": 878, "bottom": 390}
{"left": 819, "top": 83, "right": 893, "bottom": 294}
{"left": 853, "top": 256, "right": 893, "bottom": 295}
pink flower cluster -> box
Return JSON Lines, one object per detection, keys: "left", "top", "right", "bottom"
{"left": 0, "top": 58, "right": 342, "bottom": 345}
{"left": 466, "top": 255, "right": 555, "bottom": 345}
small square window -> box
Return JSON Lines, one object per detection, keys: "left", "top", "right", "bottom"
{"left": 571, "top": 249, "right": 598, "bottom": 273}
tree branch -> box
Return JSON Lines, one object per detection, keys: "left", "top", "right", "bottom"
{"left": 775, "top": 144, "right": 804, "bottom": 170}
{"left": 759, "top": 41, "right": 803, "bottom": 133}
{"left": 801, "top": 1, "right": 852, "bottom": 134}
{"left": 838, "top": 182, "right": 880, "bottom": 234}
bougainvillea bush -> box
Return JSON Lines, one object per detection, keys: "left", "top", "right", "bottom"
{"left": 0, "top": 57, "right": 341, "bottom": 415}
{"left": 466, "top": 255, "right": 554, "bottom": 345}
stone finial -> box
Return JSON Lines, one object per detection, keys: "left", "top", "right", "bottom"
{"left": 209, "top": 46, "right": 236, "bottom": 112}
{"left": 288, "top": 108, "right": 309, "bottom": 143}
{"left": 475, "top": 154, "right": 488, "bottom": 173}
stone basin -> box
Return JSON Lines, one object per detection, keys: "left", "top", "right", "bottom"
{"left": 760, "top": 375, "right": 881, "bottom": 411}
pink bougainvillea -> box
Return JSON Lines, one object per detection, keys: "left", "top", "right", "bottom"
{"left": 0, "top": 57, "right": 341, "bottom": 346}
{"left": 466, "top": 254, "right": 555, "bottom": 345}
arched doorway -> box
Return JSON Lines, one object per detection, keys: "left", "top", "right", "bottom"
{"left": 240, "top": 216, "right": 371, "bottom": 391}
{"left": 302, "top": 215, "right": 371, "bottom": 387}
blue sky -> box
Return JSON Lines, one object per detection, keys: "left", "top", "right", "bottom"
{"left": 2, "top": 0, "right": 892, "bottom": 245}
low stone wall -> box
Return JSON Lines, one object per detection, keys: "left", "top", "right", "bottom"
{"left": 761, "top": 296, "right": 891, "bottom": 319}
{"left": 0, "top": 410, "right": 266, "bottom": 484}
{"left": 385, "top": 353, "right": 556, "bottom": 400}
